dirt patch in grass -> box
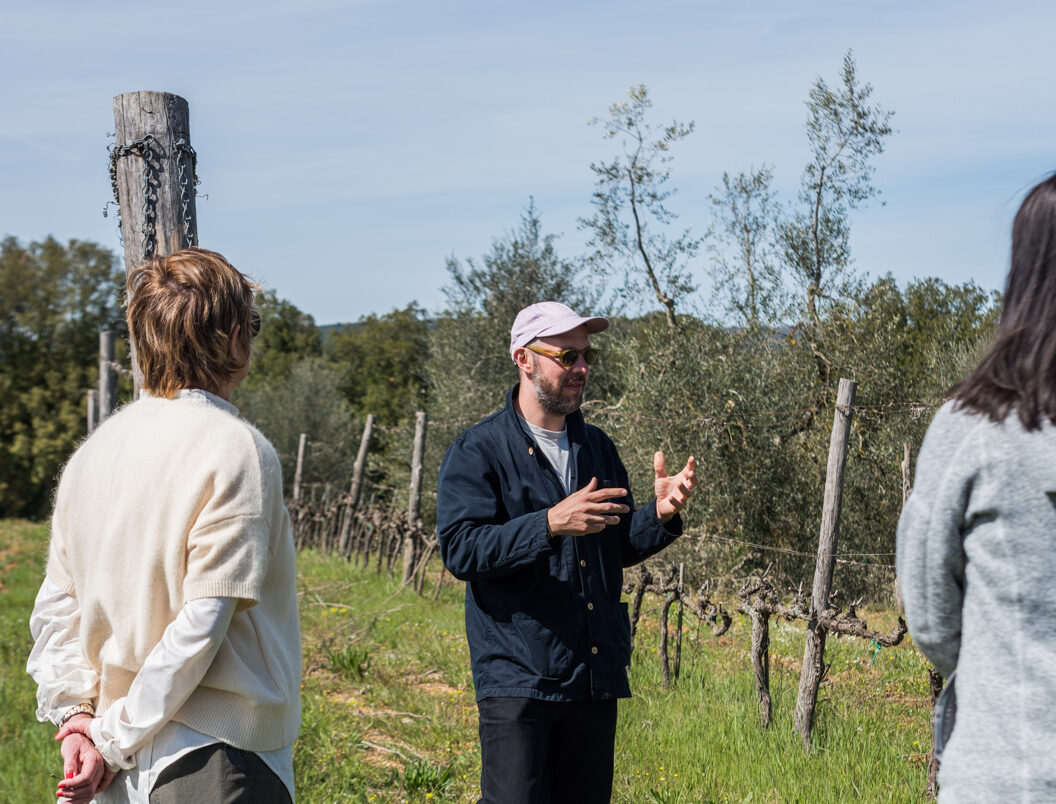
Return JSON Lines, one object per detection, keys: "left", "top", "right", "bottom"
{"left": 416, "top": 680, "right": 458, "bottom": 696}
{"left": 358, "top": 731, "right": 420, "bottom": 769}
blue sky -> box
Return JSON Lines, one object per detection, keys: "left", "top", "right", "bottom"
{"left": 2, "top": 1, "right": 1051, "bottom": 325}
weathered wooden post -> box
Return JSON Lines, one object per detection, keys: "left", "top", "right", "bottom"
{"left": 111, "top": 91, "right": 199, "bottom": 394}
{"left": 292, "top": 433, "right": 307, "bottom": 503}
{"left": 87, "top": 390, "right": 99, "bottom": 434}
{"left": 660, "top": 590, "right": 676, "bottom": 688}
{"left": 98, "top": 330, "right": 117, "bottom": 422}
{"left": 795, "top": 377, "right": 856, "bottom": 749}
{"left": 901, "top": 441, "right": 912, "bottom": 504}
{"left": 401, "top": 412, "right": 428, "bottom": 585}
{"left": 338, "top": 414, "right": 376, "bottom": 555}
{"left": 350, "top": 415, "right": 376, "bottom": 511}
{"left": 894, "top": 440, "right": 911, "bottom": 614}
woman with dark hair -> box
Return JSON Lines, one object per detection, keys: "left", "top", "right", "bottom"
{"left": 898, "top": 174, "right": 1056, "bottom": 802}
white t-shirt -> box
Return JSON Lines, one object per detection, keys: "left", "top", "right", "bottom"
{"left": 521, "top": 416, "right": 575, "bottom": 495}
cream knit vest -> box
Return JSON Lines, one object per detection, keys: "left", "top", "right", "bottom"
{"left": 47, "top": 392, "right": 300, "bottom": 752}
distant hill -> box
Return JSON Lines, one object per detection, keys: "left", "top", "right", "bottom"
{"left": 318, "top": 318, "right": 437, "bottom": 341}
{"left": 318, "top": 322, "right": 359, "bottom": 341}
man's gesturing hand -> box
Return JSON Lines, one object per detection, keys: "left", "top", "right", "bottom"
{"left": 547, "top": 477, "right": 630, "bottom": 537}
{"left": 654, "top": 452, "right": 696, "bottom": 523}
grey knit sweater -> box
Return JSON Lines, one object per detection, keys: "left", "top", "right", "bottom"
{"left": 897, "top": 401, "right": 1056, "bottom": 802}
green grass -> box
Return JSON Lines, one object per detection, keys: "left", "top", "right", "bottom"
{"left": 0, "top": 520, "right": 65, "bottom": 802}
{"left": 1, "top": 521, "right": 933, "bottom": 803}
{"left": 327, "top": 643, "right": 372, "bottom": 681}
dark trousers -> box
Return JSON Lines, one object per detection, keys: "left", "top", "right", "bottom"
{"left": 477, "top": 696, "right": 619, "bottom": 804}
{"left": 149, "top": 743, "right": 292, "bottom": 804}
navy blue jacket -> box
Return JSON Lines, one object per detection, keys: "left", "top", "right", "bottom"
{"left": 436, "top": 385, "right": 682, "bottom": 702}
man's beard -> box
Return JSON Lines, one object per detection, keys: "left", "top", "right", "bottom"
{"left": 531, "top": 371, "right": 585, "bottom": 417}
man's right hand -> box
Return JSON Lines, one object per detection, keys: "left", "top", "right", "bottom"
{"left": 547, "top": 477, "right": 630, "bottom": 537}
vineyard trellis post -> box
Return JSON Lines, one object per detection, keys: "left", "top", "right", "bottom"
{"left": 894, "top": 440, "right": 911, "bottom": 614}
{"left": 350, "top": 414, "right": 376, "bottom": 508}
{"left": 111, "top": 91, "right": 199, "bottom": 395}
{"left": 293, "top": 433, "right": 307, "bottom": 502}
{"left": 795, "top": 377, "right": 857, "bottom": 750}
{"left": 87, "top": 390, "right": 98, "bottom": 434}
{"left": 659, "top": 586, "right": 677, "bottom": 688}
{"left": 401, "top": 411, "right": 427, "bottom": 585}
{"left": 98, "top": 330, "right": 117, "bottom": 424}
{"left": 338, "top": 414, "right": 375, "bottom": 555}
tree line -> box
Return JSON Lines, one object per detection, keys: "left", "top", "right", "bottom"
{"left": 0, "top": 52, "right": 999, "bottom": 599}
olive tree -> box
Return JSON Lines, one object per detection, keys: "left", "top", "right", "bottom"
{"left": 780, "top": 50, "right": 894, "bottom": 382}
{"left": 581, "top": 84, "right": 700, "bottom": 329}
{"left": 428, "top": 199, "right": 602, "bottom": 426}
{"left": 708, "top": 165, "right": 790, "bottom": 330}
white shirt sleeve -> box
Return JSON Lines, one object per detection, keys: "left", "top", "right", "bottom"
{"left": 87, "top": 596, "right": 237, "bottom": 771}
{"left": 27, "top": 577, "right": 100, "bottom": 725}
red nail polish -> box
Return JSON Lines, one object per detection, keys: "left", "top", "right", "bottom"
{"left": 65, "top": 770, "right": 74, "bottom": 779}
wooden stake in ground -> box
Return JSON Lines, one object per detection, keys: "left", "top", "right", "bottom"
{"left": 98, "top": 330, "right": 117, "bottom": 423}
{"left": 402, "top": 412, "right": 428, "bottom": 585}
{"left": 338, "top": 414, "right": 376, "bottom": 555}
{"left": 894, "top": 440, "right": 911, "bottom": 615}
{"left": 660, "top": 590, "right": 677, "bottom": 688}
{"left": 795, "top": 377, "right": 857, "bottom": 750}
{"left": 350, "top": 414, "right": 376, "bottom": 509}
{"left": 293, "top": 433, "right": 307, "bottom": 502}
{"left": 111, "top": 91, "right": 199, "bottom": 393}
{"left": 87, "top": 390, "right": 98, "bottom": 435}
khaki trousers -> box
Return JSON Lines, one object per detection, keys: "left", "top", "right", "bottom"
{"left": 149, "top": 743, "right": 292, "bottom": 804}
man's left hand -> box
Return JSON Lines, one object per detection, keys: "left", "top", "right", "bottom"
{"left": 654, "top": 452, "right": 696, "bottom": 523}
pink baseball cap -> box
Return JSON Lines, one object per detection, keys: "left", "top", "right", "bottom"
{"left": 509, "top": 301, "right": 609, "bottom": 360}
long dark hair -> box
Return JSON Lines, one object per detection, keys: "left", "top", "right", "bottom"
{"left": 952, "top": 174, "right": 1056, "bottom": 429}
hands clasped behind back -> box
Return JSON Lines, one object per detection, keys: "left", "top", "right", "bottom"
{"left": 546, "top": 477, "right": 630, "bottom": 537}
{"left": 56, "top": 723, "right": 115, "bottom": 803}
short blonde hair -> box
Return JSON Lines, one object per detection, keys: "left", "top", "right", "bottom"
{"left": 126, "top": 248, "right": 257, "bottom": 398}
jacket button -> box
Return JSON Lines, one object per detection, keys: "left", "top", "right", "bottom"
{"left": 591, "top": 646, "right": 599, "bottom": 655}
{"left": 587, "top": 602, "right": 594, "bottom": 611}
{"left": 579, "top": 560, "right": 587, "bottom": 567}
{"left": 529, "top": 447, "right": 534, "bottom": 455}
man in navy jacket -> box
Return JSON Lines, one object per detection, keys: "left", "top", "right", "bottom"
{"left": 437, "top": 301, "right": 696, "bottom": 804}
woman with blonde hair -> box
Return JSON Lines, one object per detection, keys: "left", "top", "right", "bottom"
{"left": 898, "top": 174, "right": 1056, "bottom": 801}
{"left": 28, "top": 247, "right": 300, "bottom": 802}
